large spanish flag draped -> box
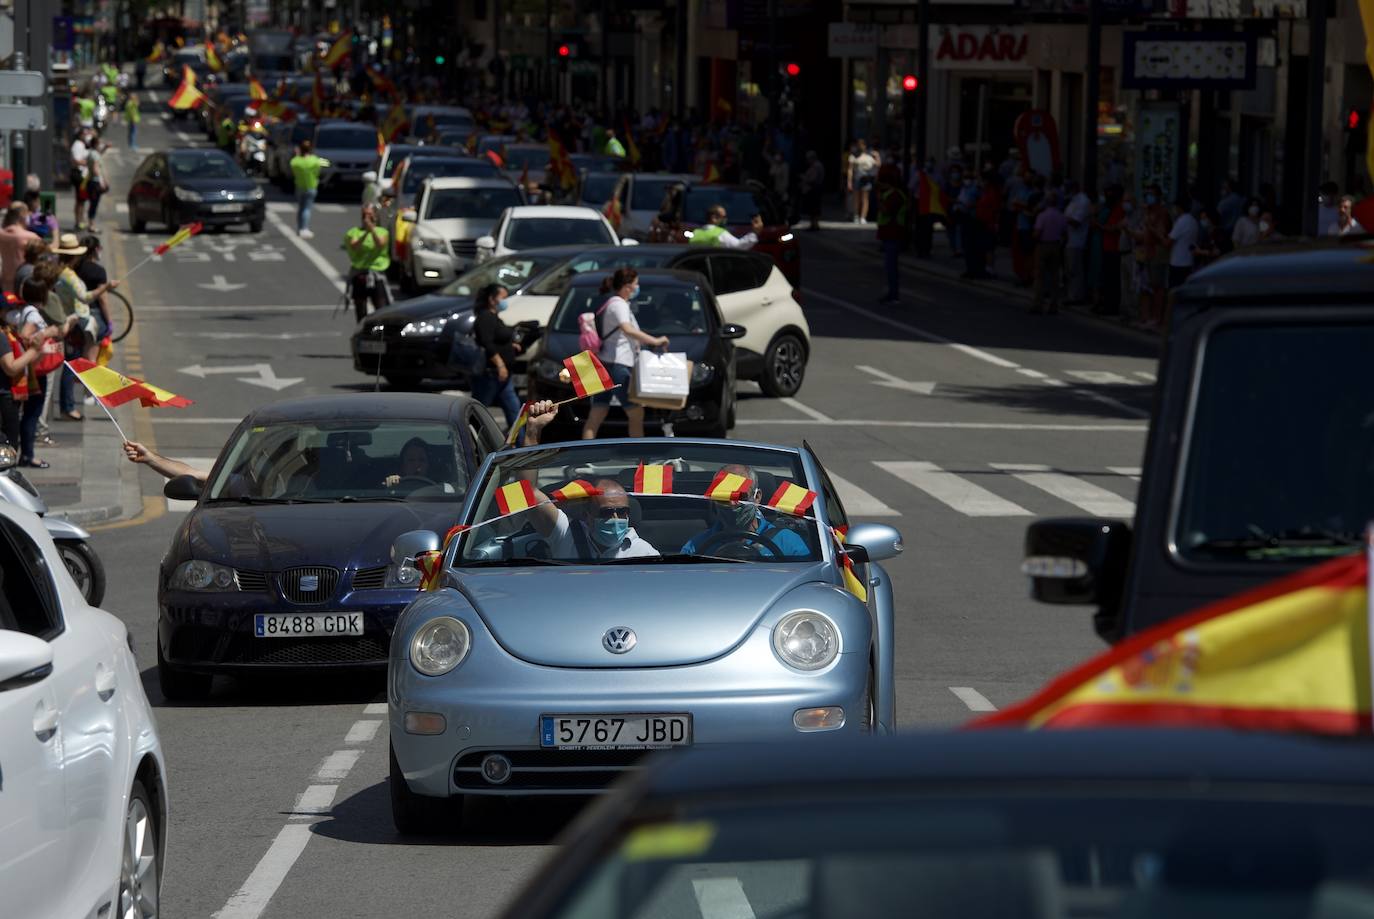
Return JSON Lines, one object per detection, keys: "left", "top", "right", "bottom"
{"left": 168, "top": 68, "right": 207, "bottom": 110}
{"left": 974, "top": 552, "right": 1372, "bottom": 734}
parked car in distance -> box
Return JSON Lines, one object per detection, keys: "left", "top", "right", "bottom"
{"left": 407, "top": 105, "right": 475, "bottom": 143}
{"left": 0, "top": 502, "right": 168, "bottom": 919}
{"left": 402, "top": 176, "right": 525, "bottom": 292}
{"left": 127, "top": 147, "right": 265, "bottom": 233}
{"left": 475, "top": 205, "right": 626, "bottom": 263}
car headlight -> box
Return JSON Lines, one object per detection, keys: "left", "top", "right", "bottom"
{"left": 250, "top": 186, "right": 264, "bottom": 199}
{"left": 385, "top": 562, "right": 423, "bottom": 588}
{"left": 399, "top": 315, "right": 450, "bottom": 337}
{"left": 174, "top": 187, "right": 202, "bottom": 202}
{"left": 413, "top": 235, "right": 447, "bottom": 253}
{"left": 410, "top": 616, "right": 471, "bottom": 676}
{"left": 691, "top": 362, "right": 714, "bottom": 385}
{"left": 533, "top": 357, "right": 563, "bottom": 383}
{"left": 169, "top": 559, "right": 240, "bottom": 591}
{"left": 772, "top": 610, "right": 840, "bottom": 671}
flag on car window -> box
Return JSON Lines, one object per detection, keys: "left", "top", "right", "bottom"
{"left": 705, "top": 469, "right": 752, "bottom": 503}
{"left": 633, "top": 463, "right": 673, "bottom": 495}
{"left": 495, "top": 480, "right": 538, "bottom": 516}
{"left": 767, "top": 482, "right": 817, "bottom": 517}
{"left": 154, "top": 222, "right": 203, "bottom": 255}
{"left": 830, "top": 527, "right": 867, "bottom": 603}
{"left": 552, "top": 480, "right": 602, "bottom": 502}
{"left": 972, "top": 551, "right": 1372, "bottom": 735}
{"left": 563, "top": 350, "right": 614, "bottom": 399}
{"left": 414, "top": 550, "right": 444, "bottom": 592}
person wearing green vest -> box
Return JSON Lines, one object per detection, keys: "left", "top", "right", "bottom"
{"left": 688, "top": 205, "right": 762, "bottom": 249}
{"left": 124, "top": 94, "right": 141, "bottom": 149}
{"left": 100, "top": 81, "right": 119, "bottom": 107}
{"left": 343, "top": 204, "right": 391, "bottom": 321}
{"left": 74, "top": 92, "right": 96, "bottom": 129}
{"left": 289, "top": 139, "right": 331, "bottom": 239}
{"left": 604, "top": 128, "right": 626, "bottom": 159}
{"left": 216, "top": 113, "right": 234, "bottom": 152}
{"left": 874, "top": 164, "right": 910, "bottom": 304}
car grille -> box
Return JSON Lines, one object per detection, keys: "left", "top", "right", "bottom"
{"left": 236, "top": 570, "right": 269, "bottom": 592}
{"left": 453, "top": 748, "right": 650, "bottom": 791}
{"left": 224, "top": 634, "right": 389, "bottom": 665}
{"left": 352, "top": 566, "right": 388, "bottom": 590}
{"left": 280, "top": 566, "right": 340, "bottom": 604}
{"left": 449, "top": 239, "right": 477, "bottom": 259}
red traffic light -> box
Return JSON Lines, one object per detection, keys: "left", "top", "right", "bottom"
{"left": 1348, "top": 108, "right": 1362, "bottom": 130}
{"left": 557, "top": 44, "right": 571, "bottom": 58}
{"left": 902, "top": 74, "right": 919, "bottom": 92}
{"left": 784, "top": 62, "right": 801, "bottom": 77}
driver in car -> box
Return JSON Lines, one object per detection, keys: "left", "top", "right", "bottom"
{"left": 681, "top": 464, "right": 810, "bottom": 558}
{"left": 383, "top": 437, "right": 455, "bottom": 493}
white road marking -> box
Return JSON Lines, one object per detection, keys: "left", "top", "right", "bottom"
{"left": 315, "top": 749, "right": 363, "bottom": 781}
{"left": 290, "top": 784, "right": 338, "bottom": 817}
{"left": 115, "top": 202, "right": 129, "bottom": 214}
{"left": 828, "top": 473, "right": 901, "bottom": 517}
{"left": 174, "top": 131, "right": 192, "bottom": 142}
{"left": 876, "top": 460, "right": 1032, "bottom": 517}
{"left": 344, "top": 720, "right": 382, "bottom": 744}
{"left": 174, "top": 330, "right": 343, "bottom": 340}
{"left": 198, "top": 274, "right": 248, "bottom": 292}
{"left": 1065, "top": 370, "right": 1143, "bottom": 386}
{"left": 363, "top": 702, "right": 387, "bottom": 715}
{"left": 990, "top": 463, "right": 1135, "bottom": 517}
{"left": 1134, "top": 371, "right": 1157, "bottom": 382}
{"left": 692, "top": 878, "right": 757, "bottom": 919}
{"left": 148, "top": 417, "right": 246, "bottom": 424}
{"left": 856, "top": 364, "right": 936, "bottom": 395}
{"left": 315, "top": 203, "right": 346, "bottom": 214}
{"left": 266, "top": 202, "right": 294, "bottom": 213}
{"left": 178, "top": 362, "right": 304, "bottom": 392}
{"left": 266, "top": 208, "right": 348, "bottom": 288}
{"left": 737, "top": 419, "right": 1147, "bottom": 431}
{"left": 213, "top": 823, "right": 313, "bottom": 919}
{"left": 1108, "top": 466, "right": 1142, "bottom": 480}
{"left": 949, "top": 687, "right": 998, "bottom": 712}
{"left": 1016, "top": 368, "right": 1048, "bottom": 379}
{"left": 780, "top": 397, "right": 831, "bottom": 422}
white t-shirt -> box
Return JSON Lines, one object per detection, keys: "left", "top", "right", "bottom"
{"left": 70, "top": 139, "right": 88, "bottom": 175}
{"left": 1168, "top": 213, "right": 1199, "bottom": 267}
{"left": 849, "top": 152, "right": 876, "bottom": 180}
{"left": 1064, "top": 192, "right": 1092, "bottom": 249}
{"left": 1232, "top": 216, "right": 1260, "bottom": 248}
{"left": 598, "top": 295, "right": 637, "bottom": 368}
{"left": 1327, "top": 218, "right": 1365, "bottom": 236}
{"left": 548, "top": 508, "right": 658, "bottom": 559}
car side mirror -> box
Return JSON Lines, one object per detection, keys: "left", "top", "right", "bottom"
{"left": 163, "top": 474, "right": 203, "bottom": 502}
{"left": 392, "top": 529, "right": 440, "bottom": 567}
{"left": 1022, "top": 518, "right": 1132, "bottom": 606}
{"left": 475, "top": 235, "right": 496, "bottom": 250}
{"left": 620, "top": 238, "right": 639, "bottom": 247}
{"left": 720, "top": 323, "right": 747, "bottom": 340}
{"left": 0, "top": 630, "right": 54, "bottom": 692}
{"left": 842, "top": 522, "right": 904, "bottom": 563}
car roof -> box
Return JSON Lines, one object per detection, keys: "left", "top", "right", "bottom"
{"left": 244, "top": 393, "right": 477, "bottom": 424}
{"left": 631, "top": 729, "right": 1374, "bottom": 802}
{"left": 507, "top": 205, "right": 602, "bottom": 220}
{"left": 1176, "top": 237, "right": 1374, "bottom": 301}
{"left": 494, "top": 435, "right": 803, "bottom": 461}
{"left": 316, "top": 118, "right": 366, "bottom": 129}
{"left": 424, "top": 176, "right": 519, "bottom": 189}
{"left": 566, "top": 268, "right": 705, "bottom": 287}
{"left": 635, "top": 173, "right": 695, "bottom": 185}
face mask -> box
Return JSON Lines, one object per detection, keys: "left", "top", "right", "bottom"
{"left": 629, "top": 284, "right": 640, "bottom": 299}
{"left": 1259, "top": 220, "right": 1271, "bottom": 233}
{"left": 1248, "top": 205, "right": 1260, "bottom": 217}
{"left": 593, "top": 516, "right": 629, "bottom": 548}
{"left": 1144, "top": 194, "right": 1157, "bottom": 205}
{"left": 720, "top": 500, "right": 759, "bottom": 531}
{"left": 496, "top": 298, "right": 509, "bottom": 312}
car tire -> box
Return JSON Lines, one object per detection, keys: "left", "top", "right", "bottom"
{"left": 249, "top": 220, "right": 263, "bottom": 233}
{"left": 130, "top": 208, "right": 146, "bottom": 234}
{"left": 384, "top": 373, "right": 422, "bottom": 390}
{"left": 758, "top": 332, "right": 807, "bottom": 398}
{"left": 157, "top": 642, "right": 212, "bottom": 702}
{"left": 861, "top": 665, "right": 876, "bottom": 734}
{"left": 119, "top": 779, "right": 160, "bottom": 919}
{"left": 390, "top": 743, "right": 461, "bottom": 836}
{"left": 56, "top": 539, "right": 106, "bottom": 607}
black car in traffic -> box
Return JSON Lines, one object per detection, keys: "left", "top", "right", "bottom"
{"left": 127, "top": 148, "right": 265, "bottom": 233}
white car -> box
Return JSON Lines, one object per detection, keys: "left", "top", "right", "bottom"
{"left": 0, "top": 499, "right": 167, "bottom": 919}
{"left": 474, "top": 205, "right": 632, "bottom": 264}
{"left": 403, "top": 176, "right": 524, "bottom": 291}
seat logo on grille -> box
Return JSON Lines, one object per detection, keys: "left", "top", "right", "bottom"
{"left": 299, "top": 574, "right": 320, "bottom": 592}
{"left": 602, "top": 627, "right": 636, "bottom": 654}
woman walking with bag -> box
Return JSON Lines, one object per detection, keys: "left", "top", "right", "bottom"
{"left": 581, "top": 267, "right": 667, "bottom": 440}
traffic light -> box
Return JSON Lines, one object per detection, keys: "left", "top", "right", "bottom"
{"left": 902, "top": 74, "right": 918, "bottom": 93}
{"left": 1347, "top": 108, "right": 1361, "bottom": 131}
{"left": 784, "top": 62, "right": 800, "bottom": 77}
{"left": 1344, "top": 106, "right": 1367, "bottom": 162}
{"left": 434, "top": 54, "right": 446, "bottom": 65}
{"left": 557, "top": 44, "right": 571, "bottom": 58}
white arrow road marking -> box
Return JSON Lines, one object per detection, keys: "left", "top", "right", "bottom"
{"left": 856, "top": 364, "right": 936, "bottom": 395}
{"left": 1065, "top": 370, "right": 1143, "bottom": 386}
{"left": 198, "top": 274, "right": 248, "bottom": 292}
{"left": 950, "top": 687, "right": 998, "bottom": 712}
{"left": 178, "top": 363, "right": 305, "bottom": 391}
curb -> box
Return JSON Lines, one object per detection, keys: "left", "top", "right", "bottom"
{"left": 48, "top": 404, "right": 141, "bottom": 525}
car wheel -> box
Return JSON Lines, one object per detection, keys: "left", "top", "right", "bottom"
{"left": 56, "top": 539, "right": 106, "bottom": 607}
{"left": 384, "top": 373, "right": 422, "bottom": 390}
{"left": 249, "top": 220, "right": 263, "bottom": 233}
{"left": 119, "top": 779, "right": 160, "bottom": 919}
{"left": 130, "top": 206, "right": 146, "bottom": 234}
{"left": 861, "top": 665, "right": 876, "bottom": 734}
{"left": 390, "top": 743, "right": 461, "bottom": 836}
{"left": 759, "top": 332, "right": 807, "bottom": 398}
{"left": 157, "top": 642, "right": 211, "bottom": 701}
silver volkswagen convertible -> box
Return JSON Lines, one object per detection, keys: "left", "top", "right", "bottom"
{"left": 386, "top": 437, "right": 902, "bottom": 834}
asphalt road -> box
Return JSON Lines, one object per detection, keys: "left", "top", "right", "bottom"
{"left": 86, "top": 97, "right": 1159, "bottom": 918}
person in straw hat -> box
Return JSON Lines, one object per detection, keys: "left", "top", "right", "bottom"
{"left": 49, "top": 232, "right": 118, "bottom": 420}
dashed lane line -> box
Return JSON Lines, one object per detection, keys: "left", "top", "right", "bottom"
{"left": 949, "top": 687, "right": 998, "bottom": 712}
{"left": 316, "top": 749, "right": 363, "bottom": 781}
{"left": 780, "top": 397, "right": 832, "bottom": 422}
{"left": 344, "top": 720, "right": 382, "bottom": 744}
{"left": 363, "top": 702, "right": 387, "bottom": 715}
{"left": 290, "top": 785, "right": 338, "bottom": 817}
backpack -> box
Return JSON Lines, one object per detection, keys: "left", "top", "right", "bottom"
{"left": 578, "top": 298, "right": 614, "bottom": 354}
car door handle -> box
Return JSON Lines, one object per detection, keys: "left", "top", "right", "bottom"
{"left": 33, "top": 703, "right": 58, "bottom": 739}
{"left": 95, "top": 664, "right": 117, "bottom": 701}
{"left": 760, "top": 297, "right": 774, "bottom": 306}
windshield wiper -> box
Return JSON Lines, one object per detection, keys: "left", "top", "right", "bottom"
{"left": 337, "top": 495, "right": 408, "bottom": 503}
{"left": 600, "top": 553, "right": 746, "bottom": 565}
{"left": 457, "top": 557, "right": 577, "bottom": 567}
{"left": 1189, "top": 526, "right": 1363, "bottom": 554}
{"left": 206, "top": 496, "right": 331, "bottom": 505}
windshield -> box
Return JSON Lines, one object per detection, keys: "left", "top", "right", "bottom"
{"left": 580, "top": 174, "right": 621, "bottom": 205}
{"left": 549, "top": 282, "right": 711, "bottom": 336}
{"left": 423, "top": 186, "right": 521, "bottom": 221}
{"left": 316, "top": 125, "right": 377, "bottom": 150}
{"left": 207, "top": 420, "right": 468, "bottom": 503}
{"left": 456, "top": 443, "right": 818, "bottom": 565}
{"left": 439, "top": 254, "right": 559, "bottom": 297}
{"left": 632, "top": 178, "right": 681, "bottom": 212}
{"left": 528, "top": 251, "right": 674, "bottom": 296}
{"left": 402, "top": 159, "right": 501, "bottom": 194}
{"left": 506, "top": 217, "right": 614, "bottom": 250}
{"left": 290, "top": 121, "right": 316, "bottom": 143}
{"left": 1176, "top": 321, "right": 1374, "bottom": 562}
{"left": 169, "top": 152, "right": 243, "bottom": 180}
{"left": 544, "top": 792, "right": 1374, "bottom": 919}
{"left": 683, "top": 188, "right": 765, "bottom": 225}
{"left": 504, "top": 147, "right": 548, "bottom": 171}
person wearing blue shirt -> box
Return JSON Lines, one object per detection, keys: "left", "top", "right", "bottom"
{"left": 681, "top": 464, "right": 811, "bottom": 558}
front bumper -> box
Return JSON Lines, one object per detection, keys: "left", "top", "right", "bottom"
{"left": 172, "top": 199, "right": 265, "bottom": 227}
{"left": 351, "top": 333, "right": 466, "bottom": 384}
{"left": 410, "top": 247, "right": 471, "bottom": 288}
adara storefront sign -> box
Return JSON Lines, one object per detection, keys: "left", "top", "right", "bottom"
{"left": 933, "top": 26, "right": 1029, "bottom": 70}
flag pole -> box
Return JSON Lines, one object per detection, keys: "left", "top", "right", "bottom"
{"left": 63, "top": 361, "right": 131, "bottom": 443}
{"left": 114, "top": 252, "right": 157, "bottom": 284}
{"left": 551, "top": 383, "right": 622, "bottom": 410}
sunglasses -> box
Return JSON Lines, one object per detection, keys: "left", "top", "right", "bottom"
{"left": 595, "top": 506, "right": 630, "bottom": 520}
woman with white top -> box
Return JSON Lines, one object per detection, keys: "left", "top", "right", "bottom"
{"left": 846, "top": 140, "right": 878, "bottom": 224}
{"left": 582, "top": 267, "right": 669, "bottom": 440}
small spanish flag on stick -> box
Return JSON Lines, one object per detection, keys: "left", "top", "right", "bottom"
{"left": 552, "top": 480, "right": 602, "bottom": 502}
{"left": 248, "top": 77, "right": 268, "bottom": 101}
{"left": 66, "top": 359, "right": 194, "bottom": 444}
{"left": 205, "top": 41, "right": 224, "bottom": 72}
{"left": 633, "top": 463, "right": 673, "bottom": 495}
{"left": 415, "top": 550, "right": 444, "bottom": 592}
{"left": 494, "top": 480, "right": 538, "bottom": 515}
{"left": 505, "top": 402, "right": 531, "bottom": 446}
{"left": 831, "top": 527, "right": 867, "bottom": 602}
{"left": 705, "top": 469, "right": 752, "bottom": 503}
{"left": 767, "top": 482, "right": 817, "bottom": 517}
{"left": 154, "top": 221, "right": 203, "bottom": 255}
{"left": 560, "top": 350, "right": 615, "bottom": 401}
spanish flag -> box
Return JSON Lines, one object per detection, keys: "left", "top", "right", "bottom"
{"left": 205, "top": 41, "right": 224, "bottom": 73}
{"left": 308, "top": 71, "right": 325, "bottom": 118}
{"left": 702, "top": 162, "right": 722, "bottom": 184}
{"left": 367, "top": 65, "right": 398, "bottom": 100}
{"left": 706, "top": 469, "right": 752, "bottom": 503}
{"left": 831, "top": 528, "right": 867, "bottom": 602}
{"left": 495, "top": 480, "right": 538, "bottom": 516}
{"left": 917, "top": 172, "right": 947, "bottom": 218}
{"left": 248, "top": 78, "right": 268, "bottom": 101}
{"left": 255, "top": 99, "right": 289, "bottom": 120}
{"left": 562, "top": 350, "right": 614, "bottom": 399}
{"left": 147, "top": 42, "right": 164, "bottom": 64}
{"left": 602, "top": 195, "right": 623, "bottom": 231}
{"left": 548, "top": 130, "right": 576, "bottom": 191}
{"left": 767, "top": 482, "right": 817, "bottom": 517}
{"left": 633, "top": 463, "right": 673, "bottom": 495}
{"left": 974, "top": 552, "right": 1372, "bottom": 735}
{"left": 168, "top": 71, "right": 207, "bottom": 111}
{"left": 552, "top": 480, "right": 602, "bottom": 502}
{"left": 504, "top": 402, "right": 530, "bottom": 447}
{"left": 66, "top": 359, "right": 194, "bottom": 409}
{"left": 380, "top": 102, "right": 409, "bottom": 143}
{"left": 323, "top": 31, "right": 353, "bottom": 69}
{"left": 154, "top": 222, "right": 203, "bottom": 255}
{"left": 415, "top": 550, "right": 444, "bottom": 592}
{"left": 623, "top": 121, "right": 642, "bottom": 167}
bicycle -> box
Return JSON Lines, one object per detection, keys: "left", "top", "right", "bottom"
{"left": 104, "top": 288, "right": 134, "bottom": 344}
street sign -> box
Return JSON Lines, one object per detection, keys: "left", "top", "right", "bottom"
{"left": 0, "top": 104, "right": 47, "bottom": 131}
{"left": 0, "top": 71, "right": 48, "bottom": 98}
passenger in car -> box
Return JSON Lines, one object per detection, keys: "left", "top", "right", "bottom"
{"left": 681, "top": 464, "right": 810, "bottom": 558}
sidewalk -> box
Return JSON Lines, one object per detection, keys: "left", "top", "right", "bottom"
{"left": 23, "top": 400, "right": 142, "bottom": 524}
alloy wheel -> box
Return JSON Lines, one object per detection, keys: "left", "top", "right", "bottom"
{"left": 766, "top": 337, "right": 806, "bottom": 396}
{"left": 120, "top": 794, "right": 159, "bottom": 919}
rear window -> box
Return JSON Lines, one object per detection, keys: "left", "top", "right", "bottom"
{"left": 580, "top": 174, "right": 621, "bottom": 205}
{"left": 504, "top": 147, "right": 548, "bottom": 171}
{"left": 549, "top": 282, "right": 711, "bottom": 336}
{"left": 403, "top": 159, "right": 501, "bottom": 193}
{"left": 505, "top": 217, "right": 614, "bottom": 250}
{"left": 1174, "top": 321, "right": 1374, "bottom": 563}
{"left": 169, "top": 151, "right": 243, "bottom": 179}
{"left": 423, "top": 186, "right": 522, "bottom": 221}
{"left": 316, "top": 125, "right": 377, "bottom": 150}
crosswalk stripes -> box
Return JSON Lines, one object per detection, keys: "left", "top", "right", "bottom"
{"left": 828, "top": 473, "right": 901, "bottom": 517}
{"left": 1064, "top": 370, "right": 1148, "bottom": 386}
{"left": 988, "top": 463, "right": 1135, "bottom": 517}
{"left": 874, "top": 461, "right": 1033, "bottom": 517}
{"left": 858, "top": 460, "right": 1138, "bottom": 519}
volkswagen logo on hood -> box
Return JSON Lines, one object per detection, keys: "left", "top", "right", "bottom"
{"left": 602, "top": 627, "right": 636, "bottom": 654}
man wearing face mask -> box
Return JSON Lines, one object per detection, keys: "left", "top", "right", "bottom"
{"left": 680, "top": 464, "right": 810, "bottom": 558}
